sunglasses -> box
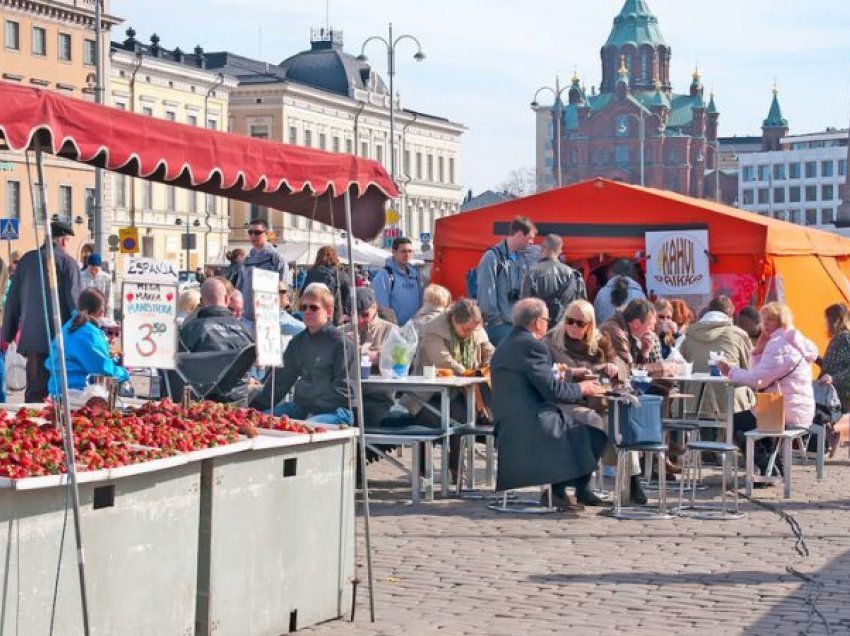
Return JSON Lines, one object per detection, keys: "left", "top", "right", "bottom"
{"left": 658, "top": 314, "right": 673, "bottom": 320}
{"left": 565, "top": 317, "right": 588, "bottom": 328}
{"left": 358, "top": 311, "right": 372, "bottom": 318}
{"left": 247, "top": 229, "right": 265, "bottom": 235}
{"left": 300, "top": 303, "right": 322, "bottom": 312}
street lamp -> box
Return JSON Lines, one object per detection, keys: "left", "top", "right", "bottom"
{"left": 616, "top": 111, "right": 646, "bottom": 186}
{"left": 91, "top": 0, "right": 106, "bottom": 258}
{"left": 203, "top": 73, "right": 225, "bottom": 265}
{"left": 357, "top": 23, "right": 425, "bottom": 193}
{"left": 175, "top": 217, "right": 201, "bottom": 271}
{"left": 531, "top": 77, "right": 568, "bottom": 189}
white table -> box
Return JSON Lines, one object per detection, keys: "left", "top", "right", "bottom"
{"left": 664, "top": 373, "right": 737, "bottom": 444}
{"left": 362, "top": 375, "right": 488, "bottom": 498}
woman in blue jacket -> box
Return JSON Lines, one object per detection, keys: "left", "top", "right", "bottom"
{"left": 46, "top": 288, "right": 129, "bottom": 396}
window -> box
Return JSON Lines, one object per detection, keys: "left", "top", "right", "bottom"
{"left": 345, "top": 139, "right": 353, "bottom": 154}
{"left": 427, "top": 155, "right": 434, "bottom": 181}
{"left": 839, "top": 159, "right": 847, "bottom": 176}
{"left": 142, "top": 106, "right": 153, "bottom": 117}
{"left": 287, "top": 126, "right": 297, "bottom": 144}
{"left": 403, "top": 150, "right": 411, "bottom": 175}
{"left": 741, "top": 166, "right": 754, "bottom": 182}
{"left": 789, "top": 186, "right": 801, "bottom": 203}
{"left": 438, "top": 157, "right": 445, "bottom": 183}
{"left": 821, "top": 160, "right": 834, "bottom": 177}
{"left": 332, "top": 136, "right": 340, "bottom": 153}
{"left": 787, "top": 209, "right": 800, "bottom": 224}
{"left": 757, "top": 165, "right": 769, "bottom": 181}
{"left": 361, "top": 141, "right": 368, "bottom": 158}
{"left": 187, "top": 114, "right": 198, "bottom": 127}
{"left": 805, "top": 161, "right": 817, "bottom": 178}
{"left": 166, "top": 186, "right": 176, "bottom": 211}
{"left": 805, "top": 209, "right": 818, "bottom": 226}
{"left": 206, "top": 194, "right": 216, "bottom": 214}
{"left": 142, "top": 181, "right": 153, "bottom": 209}
{"left": 822, "top": 184, "right": 834, "bottom": 200}
{"left": 190, "top": 191, "right": 199, "bottom": 213}
{"left": 32, "top": 26, "right": 46, "bottom": 56}
{"left": 207, "top": 119, "right": 216, "bottom": 130}
{"left": 615, "top": 144, "right": 629, "bottom": 165}
{"left": 822, "top": 208, "right": 835, "bottom": 225}
{"left": 805, "top": 185, "right": 818, "bottom": 202}
{"left": 742, "top": 189, "right": 754, "bottom": 205}
{"left": 304, "top": 130, "right": 312, "bottom": 147}
{"left": 773, "top": 187, "right": 785, "bottom": 204}
{"left": 114, "top": 175, "right": 126, "bottom": 208}
{"left": 84, "top": 188, "right": 95, "bottom": 216}
{"left": 5, "top": 20, "right": 19, "bottom": 50}
{"left": 788, "top": 162, "right": 801, "bottom": 179}
{"left": 375, "top": 145, "right": 383, "bottom": 166}
{"left": 757, "top": 188, "right": 769, "bottom": 205}
{"left": 449, "top": 157, "right": 456, "bottom": 184}
{"left": 58, "top": 32, "right": 71, "bottom": 61}
{"left": 59, "top": 185, "right": 73, "bottom": 217}
{"left": 772, "top": 164, "right": 785, "bottom": 180}
{"left": 318, "top": 133, "right": 326, "bottom": 150}
{"left": 84, "top": 39, "right": 96, "bottom": 66}
{"left": 165, "top": 111, "right": 176, "bottom": 122}
{"left": 5, "top": 181, "right": 20, "bottom": 219}
{"left": 416, "top": 152, "right": 423, "bottom": 179}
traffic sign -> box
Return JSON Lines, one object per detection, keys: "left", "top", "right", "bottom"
{"left": 382, "top": 227, "right": 402, "bottom": 238}
{"left": 383, "top": 237, "right": 394, "bottom": 249}
{"left": 419, "top": 232, "right": 431, "bottom": 242}
{"left": 385, "top": 208, "right": 400, "bottom": 225}
{"left": 119, "top": 227, "right": 139, "bottom": 254}
{"left": 0, "top": 218, "right": 19, "bottom": 241}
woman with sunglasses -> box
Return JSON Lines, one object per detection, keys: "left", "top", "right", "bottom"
{"left": 653, "top": 298, "right": 692, "bottom": 359}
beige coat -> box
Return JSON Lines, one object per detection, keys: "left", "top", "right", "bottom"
{"left": 413, "top": 312, "right": 494, "bottom": 375}
{"left": 342, "top": 316, "right": 396, "bottom": 372}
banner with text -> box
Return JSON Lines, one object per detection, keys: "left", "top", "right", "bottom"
{"left": 121, "top": 280, "right": 179, "bottom": 369}
{"left": 252, "top": 269, "right": 283, "bottom": 367}
{"left": 645, "top": 229, "right": 711, "bottom": 296}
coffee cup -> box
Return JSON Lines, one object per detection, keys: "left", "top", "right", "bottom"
{"left": 423, "top": 365, "right": 437, "bottom": 380}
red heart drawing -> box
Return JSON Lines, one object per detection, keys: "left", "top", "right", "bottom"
{"left": 166, "top": 293, "right": 174, "bottom": 302}
{"left": 126, "top": 293, "right": 135, "bottom": 303}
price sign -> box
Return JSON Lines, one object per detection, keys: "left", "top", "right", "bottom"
{"left": 121, "top": 281, "right": 178, "bottom": 369}
{"left": 123, "top": 257, "right": 179, "bottom": 284}
{"left": 252, "top": 269, "right": 282, "bottom": 367}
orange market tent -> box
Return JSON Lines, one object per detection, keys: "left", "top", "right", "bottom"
{"left": 431, "top": 178, "right": 850, "bottom": 354}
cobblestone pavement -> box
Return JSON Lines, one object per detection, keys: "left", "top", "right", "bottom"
{"left": 304, "top": 446, "right": 850, "bottom": 636}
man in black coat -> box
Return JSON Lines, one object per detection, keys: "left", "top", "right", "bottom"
{"left": 491, "top": 298, "right": 607, "bottom": 510}
{"left": 179, "top": 278, "right": 254, "bottom": 353}
{"left": 1, "top": 221, "right": 81, "bottom": 402}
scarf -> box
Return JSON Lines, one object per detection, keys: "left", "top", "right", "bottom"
{"left": 451, "top": 330, "right": 476, "bottom": 371}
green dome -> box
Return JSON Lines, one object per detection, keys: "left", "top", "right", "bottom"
{"left": 605, "top": 0, "right": 667, "bottom": 48}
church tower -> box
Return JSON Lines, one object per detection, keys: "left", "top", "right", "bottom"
{"left": 761, "top": 85, "right": 789, "bottom": 151}
{"left": 600, "top": 0, "right": 670, "bottom": 93}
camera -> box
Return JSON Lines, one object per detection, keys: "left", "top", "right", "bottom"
{"left": 507, "top": 289, "right": 520, "bottom": 302}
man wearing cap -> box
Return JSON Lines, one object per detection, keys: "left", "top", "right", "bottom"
{"left": 81, "top": 253, "right": 113, "bottom": 320}
{"left": 237, "top": 218, "right": 288, "bottom": 330}
{"left": 2, "top": 221, "right": 81, "bottom": 402}
{"left": 520, "top": 233, "right": 586, "bottom": 329}
{"left": 344, "top": 287, "right": 396, "bottom": 373}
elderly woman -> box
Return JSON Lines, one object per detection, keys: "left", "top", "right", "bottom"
{"left": 718, "top": 302, "right": 818, "bottom": 477}
{"left": 410, "top": 284, "right": 452, "bottom": 337}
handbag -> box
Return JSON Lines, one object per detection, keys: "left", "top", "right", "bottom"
{"left": 611, "top": 394, "right": 664, "bottom": 446}
{"left": 753, "top": 392, "right": 785, "bottom": 432}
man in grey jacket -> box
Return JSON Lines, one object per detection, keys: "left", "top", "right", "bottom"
{"left": 1, "top": 221, "right": 81, "bottom": 402}
{"left": 520, "top": 233, "right": 586, "bottom": 329}
{"left": 476, "top": 216, "right": 537, "bottom": 346}
{"left": 238, "top": 218, "right": 288, "bottom": 329}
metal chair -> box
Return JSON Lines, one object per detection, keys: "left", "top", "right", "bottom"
{"left": 454, "top": 422, "right": 496, "bottom": 498}
{"left": 162, "top": 344, "right": 257, "bottom": 403}
{"left": 606, "top": 442, "right": 675, "bottom": 520}
{"left": 676, "top": 440, "right": 743, "bottom": 520}
{"left": 363, "top": 424, "right": 444, "bottom": 505}
{"left": 487, "top": 485, "right": 558, "bottom": 514}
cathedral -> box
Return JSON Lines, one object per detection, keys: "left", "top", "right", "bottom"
{"left": 547, "top": 0, "right": 719, "bottom": 198}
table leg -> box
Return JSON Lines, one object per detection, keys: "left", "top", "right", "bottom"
{"left": 724, "top": 382, "right": 734, "bottom": 444}
{"left": 411, "top": 441, "right": 421, "bottom": 505}
{"left": 783, "top": 437, "right": 792, "bottom": 499}
{"left": 465, "top": 385, "right": 476, "bottom": 490}
{"left": 440, "top": 388, "right": 450, "bottom": 498}
{"left": 746, "top": 436, "right": 754, "bottom": 497}
{"left": 425, "top": 440, "right": 435, "bottom": 502}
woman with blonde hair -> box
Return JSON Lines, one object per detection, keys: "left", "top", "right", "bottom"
{"left": 410, "top": 284, "right": 452, "bottom": 336}
{"left": 653, "top": 298, "right": 691, "bottom": 359}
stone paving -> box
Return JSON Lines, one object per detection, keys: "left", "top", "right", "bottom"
{"left": 304, "top": 445, "right": 850, "bottom": 636}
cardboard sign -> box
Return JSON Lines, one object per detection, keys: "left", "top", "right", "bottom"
{"left": 252, "top": 269, "right": 283, "bottom": 367}
{"left": 123, "top": 257, "right": 179, "bottom": 284}
{"left": 121, "top": 281, "right": 178, "bottom": 369}
{"left": 645, "top": 230, "right": 711, "bottom": 295}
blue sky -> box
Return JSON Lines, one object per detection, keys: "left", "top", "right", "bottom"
{"left": 110, "top": 0, "right": 850, "bottom": 193}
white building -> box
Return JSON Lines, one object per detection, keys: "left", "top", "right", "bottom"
{"left": 737, "top": 128, "right": 848, "bottom": 229}
{"left": 205, "top": 28, "right": 465, "bottom": 252}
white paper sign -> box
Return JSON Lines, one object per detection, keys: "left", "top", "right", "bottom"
{"left": 252, "top": 269, "right": 282, "bottom": 367}
{"left": 645, "top": 230, "right": 711, "bottom": 296}
{"left": 123, "top": 257, "right": 179, "bottom": 284}
{"left": 121, "top": 281, "right": 178, "bottom": 369}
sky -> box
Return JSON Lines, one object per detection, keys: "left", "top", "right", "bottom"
{"left": 110, "top": 0, "right": 850, "bottom": 194}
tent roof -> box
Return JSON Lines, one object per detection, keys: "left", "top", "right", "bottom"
{"left": 0, "top": 82, "right": 398, "bottom": 240}
{"left": 435, "top": 178, "right": 850, "bottom": 258}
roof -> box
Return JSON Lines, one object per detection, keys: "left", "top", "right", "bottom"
{"left": 561, "top": 89, "right": 700, "bottom": 131}
{"left": 604, "top": 0, "right": 667, "bottom": 48}
{"left": 763, "top": 90, "right": 788, "bottom": 128}
{"left": 460, "top": 190, "right": 516, "bottom": 212}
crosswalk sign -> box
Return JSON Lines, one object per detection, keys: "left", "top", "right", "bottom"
{"left": 0, "top": 218, "right": 19, "bottom": 241}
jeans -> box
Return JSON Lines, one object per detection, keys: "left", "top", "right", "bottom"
{"left": 0, "top": 351, "right": 6, "bottom": 403}
{"left": 272, "top": 400, "right": 353, "bottom": 426}
{"left": 25, "top": 353, "right": 49, "bottom": 403}
{"left": 485, "top": 322, "right": 513, "bottom": 348}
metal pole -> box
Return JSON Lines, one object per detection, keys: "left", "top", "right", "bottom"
{"left": 344, "top": 191, "right": 376, "bottom": 622}
{"left": 715, "top": 140, "right": 720, "bottom": 202}
{"left": 387, "top": 23, "right": 395, "bottom": 185}
{"left": 35, "top": 145, "right": 91, "bottom": 636}
{"left": 203, "top": 73, "right": 225, "bottom": 265}
{"left": 554, "top": 105, "right": 562, "bottom": 188}
{"left": 93, "top": 0, "right": 105, "bottom": 257}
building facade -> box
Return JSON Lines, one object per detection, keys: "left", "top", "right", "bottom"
{"left": 109, "top": 29, "right": 237, "bottom": 269}
{"left": 204, "top": 28, "right": 465, "bottom": 252}
{"left": 0, "top": 0, "right": 120, "bottom": 258}
{"left": 534, "top": 0, "right": 720, "bottom": 198}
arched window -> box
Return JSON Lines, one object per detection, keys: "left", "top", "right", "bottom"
{"left": 641, "top": 47, "right": 653, "bottom": 82}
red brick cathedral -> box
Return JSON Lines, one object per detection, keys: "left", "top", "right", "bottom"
{"left": 555, "top": 0, "right": 719, "bottom": 197}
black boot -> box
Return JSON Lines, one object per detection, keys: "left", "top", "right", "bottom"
{"left": 629, "top": 475, "right": 648, "bottom": 505}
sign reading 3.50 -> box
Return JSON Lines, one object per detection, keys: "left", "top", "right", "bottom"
{"left": 122, "top": 281, "right": 178, "bottom": 369}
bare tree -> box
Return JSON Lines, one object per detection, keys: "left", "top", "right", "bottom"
{"left": 495, "top": 167, "right": 536, "bottom": 197}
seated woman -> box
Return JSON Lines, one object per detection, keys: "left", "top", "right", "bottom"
{"left": 45, "top": 288, "right": 129, "bottom": 395}
{"left": 410, "top": 284, "right": 452, "bottom": 338}
{"left": 717, "top": 302, "right": 818, "bottom": 477}
{"left": 542, "top": 299, "right": 644, "bottom": 504}
{"left": 653, "top": 298, "right": 688, "bottom": 360}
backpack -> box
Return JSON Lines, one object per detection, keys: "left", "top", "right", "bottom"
{"left": 466, "top": 246, "right": 502, "bottom": 300}
{"left": 531, "top": 265, "right": 586, "bottom": 328}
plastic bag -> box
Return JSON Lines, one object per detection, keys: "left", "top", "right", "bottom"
{"left": 5, "top": 342, "right": 26, "bottom": 393}
{"left": 379, "top": 322, "right": 419, "bottom": 379}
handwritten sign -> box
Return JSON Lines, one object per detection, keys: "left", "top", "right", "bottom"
{"left": 252, "top": 269, "right": 282, "bottom": 367}
{"left": 121, "top": 281, "right": 178, "bottom": 369}
{"left": 123, "top": 257, "right": 179, "bottom": 284}
{"left": 645, "top": 230, "right": 711, "bottom": 295}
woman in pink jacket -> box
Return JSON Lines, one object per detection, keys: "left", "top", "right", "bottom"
{"left": 717, "top": 302, "right": 818, "bottom": 477}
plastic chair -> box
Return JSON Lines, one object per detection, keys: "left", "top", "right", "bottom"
{"left": 162, "top": 344, "right": 257, "bottom": 402}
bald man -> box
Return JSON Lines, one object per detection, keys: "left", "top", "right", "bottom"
{"left": 179, "top": 278, "right": 254, "bottom": 353}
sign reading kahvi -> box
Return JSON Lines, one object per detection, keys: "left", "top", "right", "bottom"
{"left": 122, "top": 257, "right": 179, "bottom": 369}
{"left": 644, "top": 230, "right": 711, "bottom": 295}
{"left": 252, "top": 269, "right": 283, "bottom": 368}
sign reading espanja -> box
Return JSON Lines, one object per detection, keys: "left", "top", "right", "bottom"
{"left": 645, "top": 230, "right": 711, "bottom": 295}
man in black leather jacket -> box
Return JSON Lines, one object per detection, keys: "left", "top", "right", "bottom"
{"left": 180, "top": 278, "right": 254, "bottom": 353}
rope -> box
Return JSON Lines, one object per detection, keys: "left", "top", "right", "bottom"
{"left": 738, "top": 491, "right": 831, "bottom": 634}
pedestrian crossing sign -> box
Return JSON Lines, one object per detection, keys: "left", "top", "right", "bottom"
{"left": 0, "top": 218, "right": 19, "bottom": 241}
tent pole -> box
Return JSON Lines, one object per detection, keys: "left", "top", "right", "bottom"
{"left": 344, "top": 190, "right": 376, "bottom": 622}
{"left": 34, "top": 143, "right": 91, "bottom": 636}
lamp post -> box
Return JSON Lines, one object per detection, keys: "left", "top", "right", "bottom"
{"left": 176, "top": 217, "right": 201, "bottom": 272}
{"left": 203, "top": 73, "right": 226, "bottom": 265}
{"left": 531, "top": 77, "right": 568, "bottom": 189}
{"left": 617, "top": 111, "right": 646, "bottom": 186}
{"left": 92, "top": 0, "right": 106, "bottom": 257}
{"left": 357, "top": 23, "right": 425, "bottom": 197}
